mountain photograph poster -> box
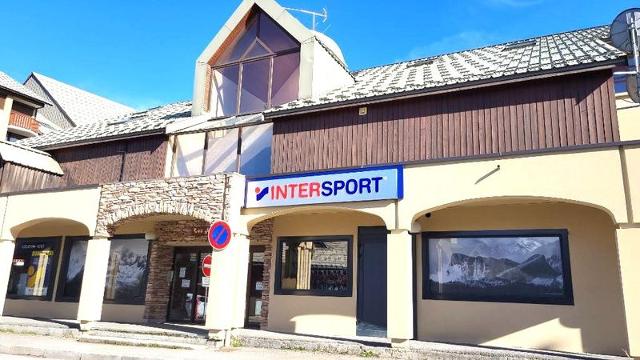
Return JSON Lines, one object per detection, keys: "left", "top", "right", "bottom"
{"left": 424, "top": 230, "right": 573, "bottom": 304}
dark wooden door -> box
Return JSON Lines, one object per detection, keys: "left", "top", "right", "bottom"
{"left": 357, "top": 227, "right": 388, "bottom": 337}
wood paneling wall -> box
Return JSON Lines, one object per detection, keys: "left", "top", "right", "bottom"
{"left": 271, "top": 71, "right": 619, "bottom": 174}
{"left": 0, "top": 135, "right": 168, "bottom": 194}
{"left": 0, "top": 162, "right": 63, "bottom": 193}
{"left": 53, "top": 135, "right": 167, "bottom": 187}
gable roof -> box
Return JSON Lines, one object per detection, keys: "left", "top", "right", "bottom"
{"left": 0, "top": 71, "right": 48, "bottom": 105}
{"left": 27, "top": 73, "right": 135, "bottom": 126}
{"left": 18, "top": 102, "right": 191, "bottom": 150}
{"left": 266, "top": 26, "right": 627, "bottom": 116}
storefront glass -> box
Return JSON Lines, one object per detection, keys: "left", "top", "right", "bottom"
{"left": 57, "top": 237, "right": 89, "bottom": 301}
{"left": 7, "top": 237, "right": 60, "bottom": 299}
{"left": 276, "top": 236, "right": 352, "bottom": 296}
{"left": 104, "top": 237, "right": 149, "bottom": 304}
{"left": 423, "top": 230, "right": 573, "bottom": 304}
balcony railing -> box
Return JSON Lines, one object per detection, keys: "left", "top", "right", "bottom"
{"left": 9, "top": 111, "right": 39, "bottom": 133}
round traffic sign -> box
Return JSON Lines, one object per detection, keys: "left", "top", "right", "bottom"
{"left": 201, "top": 254, "right": 212, "bottom": 277}
{"left": 208, "top": 220, "right": 232, "bottom": 251}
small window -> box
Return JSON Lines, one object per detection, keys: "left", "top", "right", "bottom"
{"left": 104, "top": 236, "right": 150, "bottom": 305}
{"left": 275, "top": 236, "right": 353, "bottom": 297}
{"left": 56, "top": 236, "right": 89, "bottom": 302}
{"left": 7, "top": 237, "right": 61, "bottom": 300}
{"left": 423, "top": 229, "right": 573, "bottom": 305}
{"left": 6, "top": 131, "right": 27, "bottom": 142}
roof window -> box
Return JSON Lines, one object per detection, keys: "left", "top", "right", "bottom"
{"left": 408, "top": 58, "right": 436, "bottom": 67}
{"left": 502, "top": 39, "right": 537, "bottom": 51}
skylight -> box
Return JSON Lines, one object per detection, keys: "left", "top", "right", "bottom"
{"left": 502, "top": 40, "right": 537, "bottom": 51}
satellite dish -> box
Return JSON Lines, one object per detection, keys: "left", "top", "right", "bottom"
{"left": 610, "top": 8, "right": 640, "bottom": 53}
{"left": 611, "top": 9, "right": 640, "bottom": 103}
{"left": 627, "top": 75, "right": 640, "bottom": 103}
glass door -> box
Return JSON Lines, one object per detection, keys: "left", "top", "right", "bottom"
{"left": 245, "top": 246, "right": 265, "bottom": 328}
{"left": 168, "top": 249, "right": 198, "bottom": 322}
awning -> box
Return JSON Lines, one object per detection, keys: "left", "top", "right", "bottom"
{"left": 0, "top": 141, "right": 63, "bottom": 175}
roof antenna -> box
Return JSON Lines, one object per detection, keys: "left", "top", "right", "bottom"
{"left": 610, "top": 8, "right": 640, "bottom": 103}
{"left": 284, "top": 7, "right": 328, "bottom": 31}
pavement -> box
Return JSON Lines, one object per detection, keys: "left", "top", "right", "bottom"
{"left": 0, "top": 333, "right": 363, "bottom": 360}
{"left": 0, "top": 316, "right": 632, "bottom": 360}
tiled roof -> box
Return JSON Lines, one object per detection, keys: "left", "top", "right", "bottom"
{"left": 0, "top": 71, "right": 48, "bottom": 105}
{"left": 19, "top": 102, "right": 192, "bottom": 150}
{"left": 267, "top": 26, "right": 627, "bottom": 115}
{"left": 29, "top": 73, "right": 135, "bottom": 126}
{"left": 0, "top": 140, "right": 63, "bottom": 175}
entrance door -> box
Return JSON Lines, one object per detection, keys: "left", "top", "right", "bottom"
{"left": 357, "top": 227, "right": 388, "bottom": 337}
{"left": 167, "top": 247, "right": 211, "bottom": 323}
{"left": 245, "top": 245, "right": 266, "bottom": 328}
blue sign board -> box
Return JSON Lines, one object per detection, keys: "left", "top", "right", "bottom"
{"left": 245, "top": 165, "right": 403, "bottom": 208}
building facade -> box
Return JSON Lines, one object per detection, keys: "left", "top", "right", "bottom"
{"left": 0, "top": 0, "right": 639, "bottom": 357}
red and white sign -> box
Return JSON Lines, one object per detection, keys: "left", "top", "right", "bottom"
{"left": 208, "top": 220, "right": 232, "bottom": 251}
{"left": 201, "top": 254, "right": 212, "bottom": 277}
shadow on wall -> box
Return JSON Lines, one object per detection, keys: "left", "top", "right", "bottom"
{"left": 415, "top": 201, "right": 629, "bottom": 356}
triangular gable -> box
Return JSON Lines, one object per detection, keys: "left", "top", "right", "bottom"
{"left": 196, "top": 0, "right": 313, "bottom": 66}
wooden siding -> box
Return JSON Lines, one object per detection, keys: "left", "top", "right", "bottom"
{"left": 52, "top": 135, "right": 167, "bottom": 187}
{"left": 0, "top": 136, "right": 168, "bottom": 194}
{"left": 0, "top": 162, "right": 63, "bottom": 193}
{"left": 272, "top": 71, "right": 619, "bottom": 174}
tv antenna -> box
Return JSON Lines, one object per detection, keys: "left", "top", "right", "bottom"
{"left": 610, "top": 8, "right": 640, "bottom": 102}
{"left": 284, "top": 7, "right": 328, "bottom": 31}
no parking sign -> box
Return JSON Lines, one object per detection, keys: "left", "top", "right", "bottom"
{"left": 208, "top": 220, "right": 231, "bottom": 251}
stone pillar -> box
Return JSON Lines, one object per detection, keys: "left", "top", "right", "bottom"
{"left": 0, "top": 239, "right": 15, "bottom": 316}
{"left": 616, "top": 228, "right": 640, "bottom": 357}
{"left": 205, "top": 232, "right": 250, "bottom": 345}
{"left": 77, "top": 237, "right": 111, "bottom": 330}
{"left": 387, "top": 229, "right": 413, "bottom": 346}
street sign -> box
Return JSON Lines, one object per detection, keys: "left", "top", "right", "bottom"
{"left": 201, "top": 254, "right": 212, "bottom": 277}
{"left": 208, "top": 220, "right": 232, "bottom": 251}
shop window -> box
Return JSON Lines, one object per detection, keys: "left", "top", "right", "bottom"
{"left": 104, "top": 236, "right": 150, "bottom": 305}
{"left": 275, "top": 236, "right": 352, "bottom": 297}
{"left": 209, "top": 9, "right": 300, "bottom": 116}
{"left": 423, "top": 230, "right": 573, "bottom": 305}
{"left": 56, "top": 237, "right": 89, "bottom": 302}
{"left": 7, "top": 237, "right": 61, "bottom": 300}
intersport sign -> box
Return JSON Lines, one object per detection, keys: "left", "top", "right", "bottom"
{"left": 244, "top": 166, "right": 403, "bottom": 208}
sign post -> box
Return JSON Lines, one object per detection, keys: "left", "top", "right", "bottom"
{"left": 208, "top": 220, "right": 232, "bottom": 251}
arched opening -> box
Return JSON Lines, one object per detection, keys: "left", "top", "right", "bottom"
{"left": 246, "top": 207, "right": 388, "bottom": 338}
{"left": 101, "top": 213, "right": 212, "bottom": 325}
{"left": 411, "top": 198, "right": 628, "bottom": 355}
{"left": 4, "top": 218, "right": 91, "bottom": 320}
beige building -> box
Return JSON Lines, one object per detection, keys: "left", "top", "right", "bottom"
{"left": 0, "top": 0, "right": 639, "bottom": 357}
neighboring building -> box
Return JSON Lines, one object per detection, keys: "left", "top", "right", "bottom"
{"left": 0, "top": 71, "right": 48, "bottom": 142}
{"left": 23, "top": 72, "right": 134, "bottom": 129}
{"left": 0, "top": 0, "right": 639, "bottom": 358}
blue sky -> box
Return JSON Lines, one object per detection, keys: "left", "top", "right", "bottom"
{"left": 0, "top": 0, "right": 635, "bottom": 110}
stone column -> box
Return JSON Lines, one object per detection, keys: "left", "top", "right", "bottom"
{"left": 205, "top": 232, "right": 250, "bottom": 345}
{"left": 387, "top": 229, "right": 413, "bottom": 346}
{"left": 616, "top": 228, "right": 640, "bottom": 357}
{"left": 0, "top": 239, "right": 16, "bottom": 316}
{"left": 77, "top": 237, "right": 111, "bottom": 330}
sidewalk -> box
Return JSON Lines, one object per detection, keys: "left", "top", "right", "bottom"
{"left": 0, "top": 316, "right": 630, "bottom": 360}
{"left": 0, "top": 333, "right": 361, "bottom": 360}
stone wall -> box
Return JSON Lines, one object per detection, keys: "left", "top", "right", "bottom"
{"left": 249, "top": 219, "right": 273, "bottom": 329}
{"left": 95, "top": 174, "right": 232, "bottom": 237}
{"left": 143, "top": 219, "right": 210, "bottom": 323}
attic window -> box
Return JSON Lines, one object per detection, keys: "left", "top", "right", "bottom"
{"left": 502, "top": 40, "right": 537, "bottom": 51}
{"left": 209, "top": 8, "right": 301, "bottom": 117}
{"left": 408, "top": 59, "right": 435, "bottom": 67}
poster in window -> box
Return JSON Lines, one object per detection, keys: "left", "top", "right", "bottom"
{"left": 104, "top": 239, "right": 149, "bottom": 303}
{"left": 425, "top": 231, "right": 572, "bottom": 304}
{"left": 61, "top": 239, "right": 88, "bottom": 299}
{"left": 8, "top": 237, "right": 59, "bottom": 299}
